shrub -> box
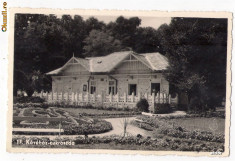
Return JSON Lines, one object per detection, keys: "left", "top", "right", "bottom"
{"left": 154, "top": 103, "right": 171, "bottom": 114}
{"left": 14, "top": 102, "right": 49, "bottom": 109}
{"left": 136, "top": 98, "right": 149, "bottom": 112}
{"left": 63, "top": 120, "right": 113, "bottom": 135}
{"left": 177, "top": 104, "right": 188, "bottom": 111}
{"left": 15, "top": 96, "right": 45, "bottom": 103}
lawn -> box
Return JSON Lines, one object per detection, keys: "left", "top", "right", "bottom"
{"left": 170, "top": 117, "right": 225, "bottom": 134}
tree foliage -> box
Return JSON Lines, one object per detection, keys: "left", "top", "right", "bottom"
{"left": 159, "top": 18, "right": 227, "bottom": 110}
{"left": 83, "top": 30, "right": 123, "bottom": 57}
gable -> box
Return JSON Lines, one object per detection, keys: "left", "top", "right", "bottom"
{"left": 60, "top": 64, "right": 89, "bottom": 75}
{"left": 112, "top": 55, "right": 152, "bottom": 74}
{"left": 66, "top": 58, "right": 78, "bottom": 64}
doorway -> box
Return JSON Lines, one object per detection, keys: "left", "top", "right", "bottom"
{"left": 129, "top": 84, "right": 137, "bottom": 95}
{"left": 151, "top": 83, "right": 160, "bottom": 95}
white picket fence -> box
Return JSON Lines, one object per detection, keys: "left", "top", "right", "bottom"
{"left": 35, "top": 92, "right": 178, "bottom": 110}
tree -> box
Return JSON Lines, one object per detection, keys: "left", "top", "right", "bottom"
{"left": 159, "top": 18, "right": 227, "bottom": 111}
{"left": 83, "top": 30, "right": 123, "bottom": 57}
{"left": 107, "top": 16, "right": 141, "bottom": 49}
{"left": 134, "top": 27, "right": 161, "bottom": 53}
{"left": 14, "top": 70, "right": 49, "bottom": 97}
{"left": 14, "top": 14, "right": 67, "bottom": 96}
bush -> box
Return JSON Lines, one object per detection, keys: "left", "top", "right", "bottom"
{"left": 154, "top": 103, "right": 171, "bottom": 114}
{"left": 136, "top": 98, "right": 149, "bottom": 112}
{"left": 14, "top": 102, "right": 49, "bottom": 109}
{"left": 177, "top": 104, "right": 188, "bottom": 111}
{"left": 64, "top": 120, "right": 113, "bottom": 135}
{"left": 14, "top": 96, "right": 45, "bottom": 103}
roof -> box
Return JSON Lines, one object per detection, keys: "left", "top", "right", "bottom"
{"left": 140, "top": 52, "right": 169, "bottom": 71}
{"left": 88, "top": 51, "right": 132, "bottom": 72}
{"left": 46, "top": 67, "right": 63, "bottom": 75}
{"left": 46, "top": 51, "right": 168, "bottom": 75}
{"left": 75, "top": 57, "right": 89, "bottom": 70}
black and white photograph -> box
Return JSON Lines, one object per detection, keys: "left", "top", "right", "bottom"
{"left": 7, "top": 9, "right": 231, "bottom": 156}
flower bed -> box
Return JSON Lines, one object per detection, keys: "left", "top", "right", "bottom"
{"left": 13, "top": 108, "right": 20, "bottom": 116}
{"left": 20, "top": 120, "right": 49, "bottom": 125}
{"left": 131, "top": 121, "right": 154, "bottom": 131}
{"left": 48, "top": 102, "right": 139, "bottom": 112}
{"left": 134, "top": 115, "right": 225, "bottom": 143}
{"left": 63, "top": 119, "right": 113, "bottom": 135}
{"left": 14, "top": 96, "right": 45, "bottom": 103}
{"left": 13, "top": 107, "right": 113, "bottom": 135}
{"left": 14, "top": 102, "right": 49, "bottom": 109}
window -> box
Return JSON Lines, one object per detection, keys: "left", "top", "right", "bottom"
{"left": 108, "top": 81, "right": 116, "bottom": 95}
{"left": 151, "top": 83, "right": 160, "bottom": 95}
{"left": 90, "top": 81, "right": 96, "bottom": 94}
{"left": 83, "top": 84, "right": 87, "bottom": 92}
{"left": 129, "top": 84, "right": 137, "bottom": 95}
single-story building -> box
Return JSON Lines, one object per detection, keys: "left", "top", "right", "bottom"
{"left": 46, "top": 51, "right": 170, "bottom": 96}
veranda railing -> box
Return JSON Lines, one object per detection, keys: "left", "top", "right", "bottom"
{"left": 35, "top": 91, "right": 178, "bottom": 109}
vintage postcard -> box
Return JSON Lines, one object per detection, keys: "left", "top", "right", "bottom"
{"left": 7, "top": 8, "right": 232, "bottom": 156}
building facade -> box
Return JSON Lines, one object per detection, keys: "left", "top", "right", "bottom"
{"left": 47, "top": 51, "right": 170, "bottom": 97}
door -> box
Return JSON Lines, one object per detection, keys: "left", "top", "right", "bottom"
{"left": 129, "top": 84, "right": 137, "bottom": 95}
{"left": 151, "top": 83, "right": 160, "bottom": 95}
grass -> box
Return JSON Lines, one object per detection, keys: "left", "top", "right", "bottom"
{"left": 169, "top": 117, "right": 225, "bottom": 134}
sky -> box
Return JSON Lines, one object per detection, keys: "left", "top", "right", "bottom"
{"left": 57, "top": 14, "right": 172, "bottom": 29}
{"left": 81, "top": 15, "right": 171, "bottom": 29}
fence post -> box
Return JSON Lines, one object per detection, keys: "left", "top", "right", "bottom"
{"left": 124, "top": 92, "right": 127, "bottom": 102}
{"left": 80, "top": 93, "right": 83, "bottom": 102}
{"left": 87, "top": 92, "right": 90, "bottom": 103}
{"left": 168, "top": 94, "right": 171, "bottom": 104}
{"left": 131, "top": 92, "right": 134, "bottom": 102}
{"left": 75, "top": 92, "right": 77, "bottom": 103}
{"left": 158, "top": 92, "right": 160, "bottom": 103}
{"left": 138, "top": 92, "right": 141, "bottom": 101}
{"left": 71, "top": 92, "right": 74, "bottom": 104}
{"left": 152, "top": 93, "right": 155, "bottom": 103}
{"left": 151, "top": 92, "right": 155, "bottom": 112}
{"left": 67, "top": 92, "right": 69, "bottom": 102}
{"left": 117, "top": 92, "right": 119, "bottom": 102}
{"left": 176, "top": 94, "right": 179, "bottom": 104}
{"left": 61, "top": 91, "right": 64, "bottom": 101}
{"left": 101, "top": 91, "right": 104, "bottom": 105}
{"left": 40, "top": 91, "right": 43, "bottom": 98}
{"left": 145, "top": 93, "right": 148, "bottom": 101}
{"left": 163, "top": 93, "right": 165, "bottom": 103}
{"left": 94, "top": 93, "right": 96, "bottom": 102}
{"left": 51, "top": 92, "right": 53, "bottom": 101}
{"left": 46, "top": 92, "right": 48, "bottom": 101}
{"left": 110, "top": 93, "right": 113, "bottom": 102}
{"left": 55, "top": 92, "right": 58, "bottom": 102}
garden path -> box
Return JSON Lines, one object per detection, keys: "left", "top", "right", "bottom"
{"left": 90, "top": 117, "right": 150, "bottom": 137}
